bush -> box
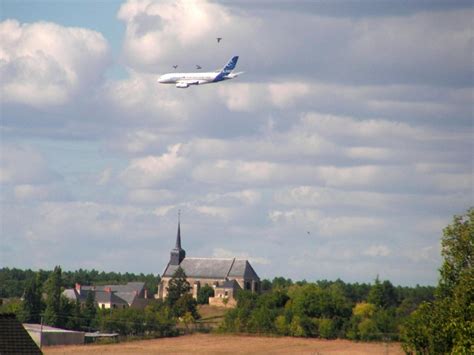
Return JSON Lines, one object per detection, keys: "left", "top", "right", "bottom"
{"left": 319, "top": 318, "right": 337, "bottom": 339}
{"left": 197, "top": 284, "right": 214, "bottom": 305}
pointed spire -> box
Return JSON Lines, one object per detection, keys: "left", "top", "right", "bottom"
{"left": 170, "top": 209, "right": 186, "bottom": 265}
{"left": 175, "top": 209, "right": 182, "bottom": 249}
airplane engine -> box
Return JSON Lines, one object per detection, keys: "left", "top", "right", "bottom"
{"left": 176, "top": 82, "right": 189, "bottom": 88}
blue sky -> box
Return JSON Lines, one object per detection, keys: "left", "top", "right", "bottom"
{"left": 1, "top": 0, "right": 472, "bottom": 286}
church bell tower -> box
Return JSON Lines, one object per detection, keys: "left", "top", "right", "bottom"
{"left": 170, "top": 211, "right": 186, "bottom": 265}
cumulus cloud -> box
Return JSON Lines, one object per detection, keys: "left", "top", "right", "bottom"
{"left": 0, "top": 19, "right": 110, "bottom": 106}
{"left": 119, "top": 0, "right": 471, "bottom": 87}
{"left": 212, "top": 247, "right": 271, "bottom": 265}
{"left": 118, "top": 0, "right": 244, "bottom": 71}
{"left": 120, "top": 143, "right": 189, "bottom": 187}
{"left": 0, "top": 144, "right": 58, "bottom": 184}
{"left": 2, "top": 1, "right": 471, "bottom": 286}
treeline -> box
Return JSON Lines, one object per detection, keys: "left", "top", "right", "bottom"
{"left": 220, "top": 277, "right": 434, "bottom": 341}
{"left": 0, "top": 267, "right": 160, "bottom": 298}
{"left": 0, "top": 265, "right": 196, "bottom": 338}
{"left": 221, "top": 208, "right": 473, "bottom": 354}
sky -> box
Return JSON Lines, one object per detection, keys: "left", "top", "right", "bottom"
{"left": 0, "top": 0, "right": 472, "bottom": 286}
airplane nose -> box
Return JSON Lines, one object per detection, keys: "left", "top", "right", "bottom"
{"left": 158, "top": 76, "right": 164, "bottom": 83}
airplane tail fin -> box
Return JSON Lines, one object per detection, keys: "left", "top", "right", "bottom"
{"left": 221, "top": 56, "right": 239, "bottom": 74}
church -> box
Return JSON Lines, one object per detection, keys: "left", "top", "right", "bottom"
{"left": 157, "top": 218, "right": 261, "bottom": 306}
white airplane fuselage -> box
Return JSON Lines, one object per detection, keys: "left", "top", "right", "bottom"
{"left": 158, "top": 72, "right": 236, "bottom": 87}
{"left": 158, "top": 56, "right": 241, "bottom": 88}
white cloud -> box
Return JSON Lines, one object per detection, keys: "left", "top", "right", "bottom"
{"left": 268, "top": 82, "right": 310, "bottom": 108}
{"left": 363, "top": 245, "right": 391, "bottom": 257}
{"left": 195, "top": 205, "right": 232, "bottom": 220}
{"left": 212, "top": 247, "right": 271, "bottom": 265}
{"left": 0, "top": 19, "right": 110, "bottom": 106}
{"left": 118, "top": 0, "right": 239, "bottom": 70}
{"left": 268, "top": 208, "right": 383, "bottom": 238}
{"left": 0, "top": 144, "right": 58, "bottom": 184}
{"left": 120, "top": 144, "right": 188, "bottom": 187}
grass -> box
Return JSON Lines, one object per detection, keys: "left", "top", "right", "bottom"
{"left": 43, "top": 333, "right": 405, "bottom": 354}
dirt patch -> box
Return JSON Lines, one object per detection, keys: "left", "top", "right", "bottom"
{"left": 44, "top": 333, "right": 404, "bottom": 354}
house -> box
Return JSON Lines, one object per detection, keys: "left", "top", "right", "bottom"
{"left": 63, "top": 282, "right": 148, "bottom": 309}
{"left": 0, "top": 313, "right": 41, "bottom": 354}
{"left": 157, "top": 218, "right": 260, "bottom": 305}
{"left": 209, "top": 279, "right": 241, "bottom": 307}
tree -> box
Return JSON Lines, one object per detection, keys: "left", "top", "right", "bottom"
{"left": 19, "top": 274, "right": 43, "bottom": 323}
{"left": 43, "top": 266, "right": 62, "bottom": 327}
{"left": 197, "top": 284, "right": 214, "bottom": 305}
{"left": 83, "top": 290, "right": 97, "bottom": 330}
{"left": 367, "top": 277, "right": 398, "bottom": 309}
{"left": 166, "top": 267, "right": 191, "bottom": 308}
{"left": 402, "top": 208, "right": 474, "bottom": 354}
{"left": 438, "top": 208, "right": 473, "bottom": 298}
{"left": 173, "top": 293, "right": 199, "bottom": 319}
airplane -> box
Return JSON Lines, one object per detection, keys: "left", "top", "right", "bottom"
{"left": 158, "top": 56, "right": 243, "bottom": 88}
{"left": 217, "top": 37, "right": 222, "bottom": 43}
{"left": 196, "top": 65, "right": 202, "bottom": 70}
{"left": 172, "top": 65, "right": 178, "bottom": 69}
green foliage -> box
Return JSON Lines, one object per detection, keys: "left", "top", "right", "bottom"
{"left": 165, "top": 268, "right": 199, "bottom": 320}
{"left": 367, "top": 277, "right": 398, "bottom": 309}
{"left": 166, "top": 267, "right": 191, "bottom": 308}
{"left": 18, "top": 275, "right": 43, "bottom": 323}
{"left": 0, "top": 298, "right": 23, "bottom": 315}
{"left": 0, "top": 268, "right": 37, "bottom": 298}
{"left": 43, "top": 266, "right": 62, "bottom": 327}
{"left": 288, "top": 283, "right": 352, "bottom": 319}
{"left": 83, "top": 291, "right": 97, "bottom": 329}
{"left": 274, "top": 315, "right": 288, "bottom": 335}
{"left": 196, "top": 284, "right": 214, "bottom": 305}
{"left": 173, "top": 293, "right": 199, "bottom": 319}
{"left": 358, "top": 318, "right": 378, "bottom": 341}
{"left": 353, "top": 302, "right": 376, "bottom": 318}
{"left": 438, "top": 208, "right": 474, "bottom": 298}
{"left": 272, "top": 277, "right": 293, "bottom": 289}
{"left": 98, "top": 303, "right": 176, "bottom": 337}
{"left": 318, "top": 318, "right": 337, "bottom": 339}
{"left": 0, "top": 267, "right": 159, "bottom": 298}
{"left": 260, "top": 279, "right": 272, "bottom": 291}
{"left": 402, "top": 208, "right": 474, "bottom": 354}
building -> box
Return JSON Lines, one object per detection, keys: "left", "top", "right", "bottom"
{"left": 23, "top": 323, "right": 85, "bottom": 347}
{"left": 157, "top": 219, "right": 260, "bottom": 304}
{"left": 209, "top": 279, "right": 241, "bottom": 307}
{"left": 63, "top": 282, "right": 148, "bottom": 309}
{"left": 0, "top": 314, "right": 41, "bottom": 354}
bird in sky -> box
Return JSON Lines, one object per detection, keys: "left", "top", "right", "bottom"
{"left": 196, "top": 65, "right": 202, "bottom": 70}
{"left": 172, "top": 65, "right": 178, "bottom": 69}
{"left": 217, "top": 37, "right": 222, "bottom": 43}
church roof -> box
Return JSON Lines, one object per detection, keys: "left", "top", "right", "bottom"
{"left": 216, "top": 279, "right": 242, "bottom": 289}
{"left": 0, "top": 314, "right": 41, "bottom": 354}
{"left": 162, "top": 258, "right": 260, "bottom": 280}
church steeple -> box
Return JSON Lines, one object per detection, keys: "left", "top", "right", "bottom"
{"left": 175, "top": 212, "right": 182, "bottom": 249}
{"left": 170, "top": 210, "right": 186, "bottom": 265}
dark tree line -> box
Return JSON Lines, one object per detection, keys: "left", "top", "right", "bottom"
{"left": 0, "top": 268, "right": 160, "bottom": 298}
{"left": 0, "top": 265, "right": 197, "bottom": 338}
{"left": 220, "top": 276, "right": 435, "bottom": 341}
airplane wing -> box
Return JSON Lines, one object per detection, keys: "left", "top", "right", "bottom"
{"left": 175, "top": 80, "right": 200, "bottom": 88}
